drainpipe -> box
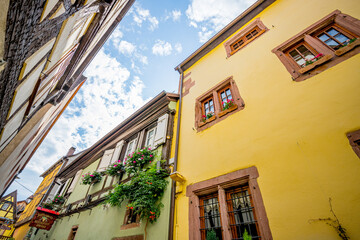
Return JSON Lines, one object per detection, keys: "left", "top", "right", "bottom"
{"left": 168, "top": 67, "right": 184, "bottom": 240}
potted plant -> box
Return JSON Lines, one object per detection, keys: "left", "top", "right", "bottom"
{"left": 41, "top": 201, "right": 54, "bottom": 210}
{"left": 219, "top": 99, "right": 238, "bottom": 117}
{"left": 81, "top": 171, "right": 103, "bottom": 185}
{"left": 124, "top": 147, "right": 155, "bottom": 174}
{"left": 52, "top": 195, "right": 65, "bottom": 205}
{"left": 206, "top": 229, "right": 219, "bottom": 240}
{"left": 335, "top": 38, "right": 360, "bottom": 56}
{"left": 298, "top": 53, "right": 333, "bottom": 74}
{"left": 199, "top": 112, "right": 216, "bottom": 126}
{"left": 106, "top": 161, "right": 125, "bottom": 178}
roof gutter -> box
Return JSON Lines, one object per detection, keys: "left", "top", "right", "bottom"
{"left": 168, "top": 67, "right": 184, "bottom": 240}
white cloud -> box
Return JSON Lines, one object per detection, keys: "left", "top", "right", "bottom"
{"left": 165, "top": 10, "right": 181, "bottom": 21}
{"left": 186, "top": 0, "right": 257, "bottom": 42}
{"left": 117, "top": 40, "right": 136, "bottom": 55}
{"left": 109, "top": 28, "right": 123, "bottom": 46}
{"left": 132, "top": 4, "right": 159, "bottom": 31}
{"left": 174, "top": 43, "right": 183, "bottom": 54}
{"left": 25, "top": 49, "right": 150, "bottom": 175}
{"left": 152, "top": 40, "right": 173, "bottom": 56}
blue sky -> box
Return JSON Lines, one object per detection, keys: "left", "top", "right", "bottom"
{"left": 7, "top": 0, "right": 257, "bottom": 200}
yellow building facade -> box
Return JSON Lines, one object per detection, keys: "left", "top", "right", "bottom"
{"left": 0, "top": 191, "right": 17, "bottom": 238}
{"left": 13, "top": 162, "right": 62, "bottom": 240}
{"left": 173, "top": 0, "right": 360, "bottom": 239}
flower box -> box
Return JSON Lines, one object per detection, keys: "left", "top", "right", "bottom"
{"left": 298, "top": 54, "right": 333, "bottom": 74}
{"left": 218, "top": 104, "right": 238, "bottom": 118}
{"left": 198, "top": 115, "right": 216, "bottom": 127}
{"left": 335, "top": 38, "right": 360, "bottom": 56}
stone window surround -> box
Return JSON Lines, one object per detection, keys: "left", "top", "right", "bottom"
{"left": 195, "top": 76, "right": 245, "bottom": 132}
{"left": 224, "top": 18, "right": 269, "bottom": 58}
{"left": 272, "top": 10, "right": 360, "bottom": 82}
{"left": 186, "top": 166, "right": 272, "bottom": 240}
{"left": 347, "top": 129, "right": 360, "bottom": 159}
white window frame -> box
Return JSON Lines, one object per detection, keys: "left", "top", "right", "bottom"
{"left": 145, "top": 127, "right": 157, "bottom": 149}
{"left": 125, "top": 138, "right": 137, "bottom": 158}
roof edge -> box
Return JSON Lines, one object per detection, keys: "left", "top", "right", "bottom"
{"left": 175, "top": 0, "right": 275, "bottom": 72}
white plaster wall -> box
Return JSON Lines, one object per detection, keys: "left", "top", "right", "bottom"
{"left": 40, "top": 0, "right": 60, "bottom": 22}
{"left": 19, "top": 38, "right": 55, "bottom": 80}
{"left": 8, "top": 59, "right": 47, "bottom": 118}
{"left": 0, "top": 104, "right": 28, "bottom": 150}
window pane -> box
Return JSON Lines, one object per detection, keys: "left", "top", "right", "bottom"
{"left": 225, "top": 88, "right": 232, "bottom": 98}
{"left": 251, "top": 29, "right": 258, "bottom": 36}
{"left": 199, "top": 195, "right": 223, "bottom": 240}
{"left": 289, "top": 50, "right": 304, "bottom": 66}
{"left": 227, "top": 187, "right": 260, "bottom": 240}
{"left": 210, "top": 106, "right": 214, "bottom": 113}
{"left": 246, "top": 33, "right": 253, "bottom": 40}
{"left": 327, "top": 28, "right": 339, "bottom": 36}
{"left": 325, "top": 39, "right": 339, "bottom": 48}
{"left": 297, "top": 45, "right": 315, "bottom": 60}
{"left": 221, "top": 92, "right": 226, "bottom": 99}
{"left": 318, "top": 33, "right": 329, "bottom": 42}
{"left": 209, "top": 99, "right": 213, "bottom": 106}
{"left": 334, "top": 33, "right": 349, "bottom": 43}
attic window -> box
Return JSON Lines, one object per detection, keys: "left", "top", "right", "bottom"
{"left": 224, "top": 18, "right": 268, "bottom": 57}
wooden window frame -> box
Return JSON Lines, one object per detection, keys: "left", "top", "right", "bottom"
{"left": 186, "top": 166, "right": 272, "bottom": 240}
{"left": 315, "top": 23, "right": 356, "bottom": 50}
{"left": 67, "top": 225, "right": 78, "bottom": 240}
{"left": 272, "top": 10, "right": 360, "bottom": 82}
{"left": 199, "top": 193, "right": 223, "bottom": 240}
{"left": 224, "top": 18, "right": 268, "bottom": 57}
{"left": 120, "top": 207, "right": 141, "bottom": 230}
{"left": 195, "top": 76, "right": 245, "bottom": 131}
{"left": 144, "top": 126, "right": 157, "bottom": 149}
{"left": 286, "top": 42, "right": 319, "bottom": 68}
{"left": 347, "top": 129, "right": 360, "bottom": 159}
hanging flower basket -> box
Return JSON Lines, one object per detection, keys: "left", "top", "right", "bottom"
{"left": 218, "top": 103, "right": 238, "bottom": 118}
{"left": 52, "top": 195, "right": 65, "bottom": 205}
{"left": 124, "top": 147, "right": 155, "bottom": 174}
{"left": 106, "top": 161, "right": 125, "bottom": 177}
{"left": 199, "top": 113, "right": 216, "bottom": 127}
{"left": 81, "top": 171, "right": 102, "bottom": 185}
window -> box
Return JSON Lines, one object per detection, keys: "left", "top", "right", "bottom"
{"left": 316, "top": 24, "right": 355, "bottom": 50}
{"left": 125, "top": 138, "right": 137, "bottom": 157}
{"left": 218, "top": 85, "right": 233, "bottom": 108}
{"left": 121, "top": 205, "right": 140, "bottom": 230}
{"left": 1, "top": 202, "right": 10, "bottom": 211}
{"left": 199, "top": 193, "right": 222, "bottom": 239}
{"left": 272, "top": 10, "right": 360, "bottom": 82}
{"left": 224, "top": 18, "right": 268, "bottom": 57}
{"left": 347, "top": 130, "right": 360, "bottom": 159}
{"left": 226, "top": 186, "right": 260, "bottom": 239}
{"left": 67, "top": 225, "right": 78, "bottom": 240}
{"left": 195, "top": 76, "right": 244, "bottom": 131}
{"left": 287, "top": 43, "right": 317, "bottom": 67}
{"left": 145, "top": 127, "right": 157, "bottom": 149}
{"left": 202, "top": 97, "right": 214, "bottom": 116}
{"left": 187, "top": 167, "right": 272, "bottom": 240}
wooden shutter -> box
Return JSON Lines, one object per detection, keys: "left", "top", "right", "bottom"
{"left": 67, "top": 170, "right": 82, "bottom": 193}
{"left": 111, "top": 141, "right": 124, "bottom": 163}
{"left": 98, "top": 149, "right": 115, "bottom": 172}
{"left": 153, "top": 113, "right": 169, "bottom": 146}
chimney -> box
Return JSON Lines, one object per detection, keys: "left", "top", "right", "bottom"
{"left": 66, "top": 147, "right": 76, "bottom": 156}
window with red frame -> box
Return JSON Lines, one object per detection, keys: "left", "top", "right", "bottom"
{"left": 316, "top": 24, "right": 356, "bottom": 50}
{"left": 202, "top": 97, "right": 215, "bottom": 116}
{"left": 218, "top": 85, "right": 233, "bottom": 108}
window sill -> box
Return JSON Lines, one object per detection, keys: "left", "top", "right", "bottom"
{"left": 335, "top": 38, "right": 360, "bottom": 56}
{"left": 218, "top": 104, "right": 238, "bottom": 118}
{"left": 298, "top": 54, "right": 333, "bottom": 74}
{"left": 120, "top": 222, "right": 140, "bottom": 230}
{"left": 198, "top": 115, "right": 216, "bottom": 127}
